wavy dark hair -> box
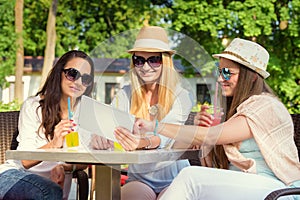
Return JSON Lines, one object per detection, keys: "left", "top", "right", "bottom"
{"left": 36, "top": 50, "right": 95, "bottom": 141}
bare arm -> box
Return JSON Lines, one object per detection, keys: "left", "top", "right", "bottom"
{"left": 135, "top": 115, "right": 252, "bottom": 146}
{"left": 215, "top": 115, "right": 252, "bottom": 144}
{"left": 21, "top": 119, "right": 73, "bottom": 169}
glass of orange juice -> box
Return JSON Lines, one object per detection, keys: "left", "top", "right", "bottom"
{"left": 65, "top": 131, "right": 79, "bottom": 148}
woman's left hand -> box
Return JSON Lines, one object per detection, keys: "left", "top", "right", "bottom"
{"left": 114, "top": 127, "right": 140, "bottom": 151}
{"left": 90, "top": 134, "right": 114, "bottom": 150}
{"left": 50, "top": 164, "right": 65, "bottom": 188}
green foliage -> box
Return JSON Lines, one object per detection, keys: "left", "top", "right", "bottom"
{"left": 54, "top": 0, "right": 173, "bottom": 55}
{"left": 170, "top": 0, "right": 300, "bottom": 113}
{"left": 0, "top": 99, "right": 21, "bottom": 112}
{"left": 23, "top": 0, "right": 48, "bottom": 56}
{"left": 21, "top": 0, "right": 173, "bottom": 56}
{"left": 0, "top": 0, "right": 16, "bottom": 87}
{"left": 0, "top": 0, "right": 299, "bottom": 113}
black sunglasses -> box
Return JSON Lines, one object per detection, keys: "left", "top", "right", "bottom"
{"left": 62, "top": 68, "right": 93, "bottom": 87}
{"left": 132, "top": 54, "right": 162, "bottom": 68}
{"left": 218, "top": 68, "right": 238, "bottom": 81}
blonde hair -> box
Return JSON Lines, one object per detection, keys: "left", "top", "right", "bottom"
{"left": 129, "top": 52, "right": 179, "bottom": 120}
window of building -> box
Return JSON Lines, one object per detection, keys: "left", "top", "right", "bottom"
{"left": 196, "top": 84, "right": 211, "bottom": 104}
{"left": 105, "top": 83, "right": 120, "bottom": 104}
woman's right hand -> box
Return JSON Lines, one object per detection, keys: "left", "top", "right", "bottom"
{"left": 50, "top": 164, "right": 65, "bottom": 189}
{"left": 90, "top": 134, "right": 114, "bottom": 150}
{"left": 194, "top": 105, "right": 213, "bottom": 127}
{"left": 134, "top": 118, "right": 156, "bottom": 135}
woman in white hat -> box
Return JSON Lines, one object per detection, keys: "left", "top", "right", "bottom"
{"left": 91, "top": 26, "right": 194, "bottom": 199}
{"left": 119, "top": 38, "right": 300, "bottom": 199}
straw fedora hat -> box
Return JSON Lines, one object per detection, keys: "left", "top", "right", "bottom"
{"left": 128, "top": 26, "right": 176, "bottom": 55}
{"left": 213, "top": 38, "right": 270, "bottom": 78}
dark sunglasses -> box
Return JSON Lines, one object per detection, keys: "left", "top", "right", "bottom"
{"left": 62, "top": 68, "right": 93, "bottom": 87}
{"left": 218, "top": 68, "right": 238, "bottom": 81}
{"left": 132, "top": 55, "right": 162, "bottom": 68}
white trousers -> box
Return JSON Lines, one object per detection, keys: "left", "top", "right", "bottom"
{"left": 159, "top": 166, "right": 293, "bottom": 200}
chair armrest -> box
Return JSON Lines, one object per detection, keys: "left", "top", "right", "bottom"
{"left": 73, "top": 169, "right": 89, "bottom": 200}
{"left": 264, "top": 187, "right": 300, "bottom": 200}
{"left": 179, "top": 150, "right": 200, "bottom": 160}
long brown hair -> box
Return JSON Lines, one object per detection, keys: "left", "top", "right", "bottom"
{"left": 36, "top": 50, "right": 94, "bottom": 140}
{"left": 212, "top": 61, "right": 275, "bottom": 169}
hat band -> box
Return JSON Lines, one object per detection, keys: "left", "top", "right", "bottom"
{"left": 133, "top": 39, "right": 171, "bottom": 51}
{"left": 222, "top": 51, "right": 248, "bottom": 63}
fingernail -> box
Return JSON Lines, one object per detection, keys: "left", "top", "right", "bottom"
{"left": 72, "top": 123, "right": 77, "bottom": 126}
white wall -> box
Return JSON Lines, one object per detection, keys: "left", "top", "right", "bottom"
{"left": 2, "top": 75, "right": 33, "bottom": 103}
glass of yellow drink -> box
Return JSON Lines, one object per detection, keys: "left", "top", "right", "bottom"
{"left": 65, "top": 131, "right": 79, "bottom": 148}
{"left": 114, "top": 141, "right": 124, "bottom": 151}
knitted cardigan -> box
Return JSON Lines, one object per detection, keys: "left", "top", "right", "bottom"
{"left": 223, "top": 93, "right": 300, "bottom": 185}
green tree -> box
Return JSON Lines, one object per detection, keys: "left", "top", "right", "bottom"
{"left": 170, "top": 0, "right": 300, "bottom": 113}
{"left": 0, "top": 1, "right": 16, "bottom": 87}
{"left": 1, "top": 0, "right": 299, "bottom": 113}
{"left": 54, "top": 0, "right": 172, "bottom": 55}
{"left": 21, "top": 0, "right": 172, "bottom": 56}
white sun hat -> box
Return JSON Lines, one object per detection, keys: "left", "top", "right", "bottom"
{"left": 128, "top": 26, "right": 176, "bottom": 55}
{"left": 213, "top": 38, "right": 270, "bottom": 79}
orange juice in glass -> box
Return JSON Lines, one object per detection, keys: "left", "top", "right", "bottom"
{"left": 66, "top": 97, "right": 78, "bottom": 147}
{"left": 65, "top": 131, "right": 79, "bottom": 148}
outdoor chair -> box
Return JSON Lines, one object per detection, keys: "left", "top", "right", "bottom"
{"left": 264, "top": 113, "right": 300, "bottom": 200}
{"left": 184, "top": 112, "right": 201, "bottom": 166}
{"left": 0, "top": 111, "right": 89, "bottom": 200}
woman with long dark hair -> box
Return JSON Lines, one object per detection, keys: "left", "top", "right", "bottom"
{"left": 0, "top": 50, "right": 94, "bottom": 200}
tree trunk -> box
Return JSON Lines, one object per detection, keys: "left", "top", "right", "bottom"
{"left": 14, "top": 0, "right": 24, "bottom": 102}
{"left": 39, "top": 0, "right": 58, "bottom": 89}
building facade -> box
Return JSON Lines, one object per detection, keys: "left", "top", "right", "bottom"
{"left": 2, "top": 57, "right": 217, "bottom": 106}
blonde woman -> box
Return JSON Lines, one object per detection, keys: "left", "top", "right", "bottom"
{"left": 91, "top": 26, "right": 194, "bottom": 199}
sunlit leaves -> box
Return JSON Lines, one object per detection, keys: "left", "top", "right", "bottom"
{"left": 0, "top": 0, "right": 299, "bottom": 112}
{"left": 171, "top": 0, "right": 300, "bottom": 113}
{"left": 0, "top": 0, "right": 16, "bottom": 87}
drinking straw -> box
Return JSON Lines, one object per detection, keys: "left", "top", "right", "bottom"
{"left": 213, "top": 82, "right": 218, "bottom": 115}
{"left": 67, "top": 97, "right": 73, "bottom": 119}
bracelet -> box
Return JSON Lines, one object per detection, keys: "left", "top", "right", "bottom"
{"left": 153, "top": 120, "right": 159, "bottom": 136}
{"left": 145, "top": 136, "right": 152, "bottom": 149}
